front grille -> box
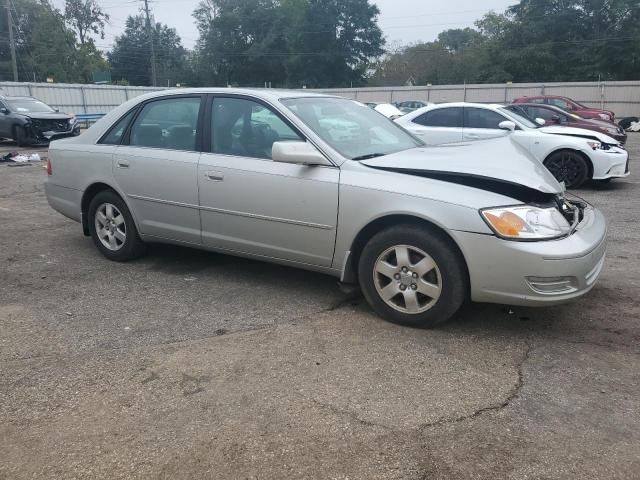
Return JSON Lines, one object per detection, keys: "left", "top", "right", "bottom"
{"left": 31, "top": 119, "right": 69, "bottom": 132}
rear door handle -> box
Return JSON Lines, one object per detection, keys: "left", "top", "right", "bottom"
{"left": 116, "top": 159, "right": 130, "bottom": 168}
{"left": 205, "top": 171, "right": 224, "bottom": 181}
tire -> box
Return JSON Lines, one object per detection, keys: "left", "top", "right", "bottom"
{"left": 543, "top": 150, "right": 589, "bottom": 189}
{"left": 358, "top": 224, "right": 467, "bottom": 328}
{"left": 14, "top": 125, "right": 31, "bottom": 147}
{"left": 88, "top": 190, "right": 147, "bottom": 261}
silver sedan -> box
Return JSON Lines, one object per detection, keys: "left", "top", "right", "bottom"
{"left": 45, "top": 89, "right": 607, "bottom": 327}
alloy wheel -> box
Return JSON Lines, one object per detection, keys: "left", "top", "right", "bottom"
{"left": 373, "top": 245, "right": 442, "bottom": 314}
{"left": 545, "top": 153, "right": 583, "bottom": 186}
{"left": 94, "top": 202, "right": 127, "bottom": 251}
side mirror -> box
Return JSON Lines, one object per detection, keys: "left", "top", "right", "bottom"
{"left": 535, "top": 118, "right": 546, "bottom": 126}
{"left": 498, "top": 120, "right": 517, "bottom": 132}
{"left": 272, "top": 141, "right": 332, "bottom": 166}
{"left": 0, "top": 107, "right": 8, "bottom": 114}
{"left": 54, "top": 108, "right": 60, "bottom": 113}
{"left": 551, "top": 115, "right": 561, "bottom": 124}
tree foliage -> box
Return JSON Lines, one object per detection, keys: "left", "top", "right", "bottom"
{"left": 371, "top": 0, "right": 640, "bottom": 86}
{"left": 192, "top": 0, "right": 384, "bottom": 88}
{"left": 108, "top": 15, "right": 191, "bottom": 87}
{"left": 64, "top": 0, "right": 109, "bottom": 46}
{"left": 0, "top": 0, "right": 107, "bottom": 82}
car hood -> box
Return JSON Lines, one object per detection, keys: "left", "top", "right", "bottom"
{"left": 360, "top": 135, "right": 563, "bottom": 195}
{"left": 538, "top": 125, "right": 618, "bottom": 144}
{"left": 23, "top": 112, "right": 71, "bottom": 121}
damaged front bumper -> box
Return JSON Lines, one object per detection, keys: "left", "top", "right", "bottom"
{"left": 591, "top": 146, "right": 630, "bottom": 180}
{"left": 451, "top": 204, "right": 607, "bottom": 307}
{"left": 24, "top": 120, "right": 80, "bottom": 145}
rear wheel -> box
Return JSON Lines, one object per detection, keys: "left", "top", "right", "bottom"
{"left": 88, "top": 191, "right": 147, "bottom": 261}
{"left": 358, "top": 224, "right": 467, "bottom": 328}
{"left": 544, "top": 151, "right": 589, "bottom": 189}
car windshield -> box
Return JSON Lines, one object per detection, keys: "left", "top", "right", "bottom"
{"left": 7, "top": 99, "right": 56, "bottom": 114}
{"left": 501, "top": 106, "right": 539, "bottom": 128}
{"left": 281, "top": 97, "right": 422, "bottom": 160}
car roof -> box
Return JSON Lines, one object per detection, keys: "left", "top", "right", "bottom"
{"left": 132, "top": 87, "right": 341, "bottom": 103}
{"left": 421, "top": 102, "right": 506, "bottom": 109}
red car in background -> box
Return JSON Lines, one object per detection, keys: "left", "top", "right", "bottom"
{"left": 510, "top": 103, "right": 627, "bottom": 144}
{"left": 512, "top": 95, "right": 615, "bottom": 122}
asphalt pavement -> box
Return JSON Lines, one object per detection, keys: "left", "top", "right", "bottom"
{"left": 0, "top": 136, "right": 638, "bottom": 479}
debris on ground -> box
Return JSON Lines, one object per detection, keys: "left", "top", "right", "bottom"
{"left": 1, "top": 152, "right": 42, "bottom": 163}
{"left": 627, "top": 121, "right": 640, "bottom": 132}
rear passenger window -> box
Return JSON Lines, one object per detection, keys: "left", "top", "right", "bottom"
{"left": 464, "top": 108, "right": 508, "bottom": 129}
{"left": 100, "top": 109, "right": 136, "bottom": 145}
{"left": 129, "top": 97, "right": 201, "bottom": 151}
{"left": 413, "top": 108, "right": 463, "bottom": 128}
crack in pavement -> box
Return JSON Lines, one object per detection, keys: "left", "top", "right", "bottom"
{"left": 300, "top": 393, "right": 393, "bottom": 430}
{"left": 418, "top": 341, "right": 534, "bottom": 432}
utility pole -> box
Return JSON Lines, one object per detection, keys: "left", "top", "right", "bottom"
{"left": 6, "top": 0, "right": 18, "bottom": 81}
{"left": 142, "top": 0, "right": 157, "bottom": 87}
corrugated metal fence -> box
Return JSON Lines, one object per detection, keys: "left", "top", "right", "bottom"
{"left": 1, "top": 80, "right": 639, "bottom": 117}
{"left": 0, "top": 82, "right": 163, "bottom": 115}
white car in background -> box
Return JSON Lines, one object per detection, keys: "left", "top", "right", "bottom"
{"left": 395, "top": 102, "right": 630, "bottom": 188}
{"left": 365, "top": 103, "right": 404, "bottom": 120}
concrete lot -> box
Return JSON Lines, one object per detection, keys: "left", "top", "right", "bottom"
{"left": 1, "top": 136, "right": 638, "bottom": 479}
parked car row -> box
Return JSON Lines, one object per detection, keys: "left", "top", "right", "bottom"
{"left": 394, "top": 102, "right": 629, "bottom": 188}
{"left": 45, "top": 89, "right": 611, "bottom": 328}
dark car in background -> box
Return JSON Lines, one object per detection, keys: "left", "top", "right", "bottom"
{"left": 510, "top": 103, "right": 627, "bottom": 144}
{"left": 513, "top": 95, "right": 615, "bottom": 122}
{"left": 0, "top": 96, "right": 80, "bottom": 146}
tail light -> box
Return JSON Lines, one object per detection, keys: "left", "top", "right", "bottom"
{"left": 46, "top": 158, "right": 52, "bottom": 176}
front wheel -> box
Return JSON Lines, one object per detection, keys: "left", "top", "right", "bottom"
{"left": 544, "top": 151, "right": 589, "bottom": 189}
{"left": 14, "top": 126, "right": 31, "bottom": 147}
{"left": 358, "top": 224, "right": 468, "bottom": 328}
{"left": 88, "top": 191, "right": 147, "bottom": 261}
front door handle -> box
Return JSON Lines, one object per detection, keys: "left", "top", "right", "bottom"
{"left": 205, "top": 171, "right": 224, "bottom": 181}
{"left": 116, "top": 159, "right": 130, "bottom": 168}
{"left": 464, "top": 134, "right": 480, "bottom": 140}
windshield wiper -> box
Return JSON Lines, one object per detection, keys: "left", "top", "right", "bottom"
{"left": 351, "top": 153, "right": 387, "bottom": 161}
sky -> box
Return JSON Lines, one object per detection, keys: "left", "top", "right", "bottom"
{"left": 51, "top": 0, "right": 516, "bottom": 51}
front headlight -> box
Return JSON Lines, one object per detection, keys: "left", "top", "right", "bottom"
{"left": 598, "top": 113, "right": 611, "bottom": 121}
{"left": 480, "top": 205, "right": 571, "bottom": 240}
{"left": 604, "top": 127, "right": 619, "bottom": 135}
{"left": 586, "top": 140, "right": 603, "bottom": 150}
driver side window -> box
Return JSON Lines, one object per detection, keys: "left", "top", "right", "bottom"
{"left": 211, "top": 97, "right": 302, "bottom": 160}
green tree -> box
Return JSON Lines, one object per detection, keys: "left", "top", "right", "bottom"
{"left": 192, "top": 0, "right": 384, "bottom": 88}
{"left": 64, "top": 0, "right": 109, "bottom": 46}
{"left": 108, "top": 15, "right": 190, "bottom": 86}
{"left": 0, "top": 0, "right": 106, "bottom": 82}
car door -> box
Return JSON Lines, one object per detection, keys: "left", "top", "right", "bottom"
{"left": 407, "top": 107, "right": 463, "bottom": 145}
{"left": 198, "top": 95, "right": 339, "bottom": 267}
{"left": 112, "top": 95, "right": 204, "bottom": 244}
{"left": 462, "top": 107, "right": 511, "bottom": 142}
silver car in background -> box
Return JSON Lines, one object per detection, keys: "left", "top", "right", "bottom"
{"left": 45, "top": 89, "right": 607, "bottom": 327}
